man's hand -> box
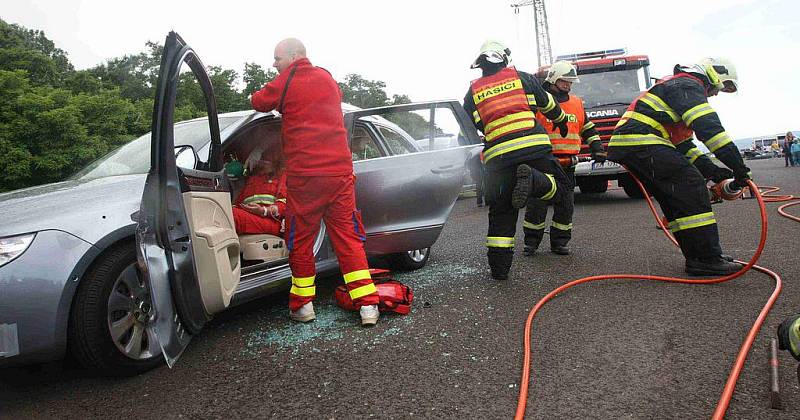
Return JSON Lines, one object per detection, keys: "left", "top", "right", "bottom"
{"left": 732, "top": 170, "right": 752, "bottom": 190}
{"left": 710, "top": 167, "right": 734, "bottom": 184}
{"left": 267, "top": 205, "right": 280, "bottom": 218}
{"left": 553, "top": 120, "right": 569, "bottom": 138}
{"left": 240, "top": 203, "right": 264, "bottom": 216}
{"left": 589, "top": 141, "right": 606, "bottom": 163}
{"left": 778, "top": 314, "right": 800, "bottom": 361}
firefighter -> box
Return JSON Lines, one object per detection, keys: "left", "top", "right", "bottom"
{"left": 462, "top": 40, "right": 570, "bottom": 280}
{"left": 250, "top": 38, "right": 380, "bottom": 326}
{"left": 608, "top": 58, "right": 750, "bottom": 276}
{"left": 522, "top": 61, "right": 605, "bottom": 256}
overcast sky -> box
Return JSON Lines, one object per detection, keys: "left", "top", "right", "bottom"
{"left": 5, "top": 0, "right": 799, "bottom": 143}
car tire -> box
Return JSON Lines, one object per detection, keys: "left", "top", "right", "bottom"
{"left": 68, "top": 242, "right": 163, "bottom": 376}
{"left": 577, "top": 177, "right": 608, "bottom": 194}
{"left": 618, "top": 173, "right": 651, "bottom": 199}
{"left": 391, "top": 247, "right": 431, "bottom": 271}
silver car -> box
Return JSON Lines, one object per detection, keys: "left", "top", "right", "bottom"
{"left": 0, "top": 32, "right": 481, "bottom": 375}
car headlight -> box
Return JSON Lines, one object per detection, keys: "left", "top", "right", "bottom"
{"left": 0, "top": 233, "right": 36, "bottom": 268}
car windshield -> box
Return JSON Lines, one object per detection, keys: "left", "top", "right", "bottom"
{"left": 571, "top": 68, "right": 644, "bottom": 109}
{"left": 70, "top": 117, "right": 240, "bottom": 180}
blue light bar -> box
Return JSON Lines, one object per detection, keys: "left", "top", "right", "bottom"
{"left": 555, "top": 48, "right": 627, "bottom": 62}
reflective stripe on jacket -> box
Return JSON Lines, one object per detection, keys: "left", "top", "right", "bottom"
{"left": 535, "top": 95, "right": 584, "bottom": 155}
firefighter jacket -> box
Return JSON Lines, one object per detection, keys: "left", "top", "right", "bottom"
{"left": 609, "top": 70, "right": 749, "bottom": 177}
{"left": 235, "top": 172, "right": 288, "bottom": 217}
{"left": 251, "top": 58, "right": 353, "bottom": 177}
{"left": 463, "top": 67, "right": 567, "bottom": 170}
{"left": 535, "top": 91, "right": 601, "bottom": 156}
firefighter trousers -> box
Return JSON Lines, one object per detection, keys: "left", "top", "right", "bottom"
{"left": 484, "top": 155, "right": 569, "bottom": 278}
{"left": 523, "top": 165, "right": 575, "bottom": 249}
{"left": 610, "top": 145, "right": 723, "bottom": 260}
{"left": 285, "top": 174, "right": 379, "bottom": 311}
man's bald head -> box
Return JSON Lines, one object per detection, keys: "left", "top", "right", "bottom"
{"left": 273, "top": 38, "right": 307, "bottom": 73}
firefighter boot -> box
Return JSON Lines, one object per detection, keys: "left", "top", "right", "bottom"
{"left": 290, "top": 302, "right": 316, "bottom": 322}
{"left": 488, "top": 249, "right": 513, "bottom": 280}
{"left": 778, "top": 314, "right": 800, "bottom": 361}
{"left": 685, "top": 256, "right": 743, "bottom": 276}
{"left": 512, "top": 164, "right": 556, "bottom": 209}
{"left": 551, "top": 245, "right": 570, "bottom": 255}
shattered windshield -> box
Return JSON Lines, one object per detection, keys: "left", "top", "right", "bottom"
{"left": 571, "top": 68, "right": 645, "bottom": 109}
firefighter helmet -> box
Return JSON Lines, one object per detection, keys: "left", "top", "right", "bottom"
{"left": 545, "top": 61, "right": 580, "bottom": 84}
{"left": 470, "top": 40, "right": 511, "bottom": 69}
{"left": 698, "top": 57, "right": 738, "bottom": 93}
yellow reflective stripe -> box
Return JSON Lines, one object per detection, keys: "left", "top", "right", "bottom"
{"left": 682, "top": 103, "right": 714, "bottom": 126}
{"left": 292, "top": 275, "right": 315, "bottom": 287}
{"left": 349, "top": 283, "right": 378, "bottom": 300}
{"left": 586, "top": 135, "right": 601, "bottom": 144}
{"left": 486, "top": 236, "right": 515, "bottom": 248}
{"left": 243, "top": 194, "right": 276, "bottom": 205}
{"left": 640, "top": 93, "right": 679, "bottom": 121}
{"left": 540, "top": 174, "right": 557, "bottom": 200}
{"left": 551, "top": 142, "right": 581, "bottom": 153}
{"left": 667, "top": 212, "right": 716, "bottom": 232}
{"left": 473, "top": 78, "right": 524, "bottom": 105}
{"left": 483, "top": 134, "right": 551, "bottom": 163}
{"left": 548, "top": 133, "right": 581, "bottom": 141}
{"left": 526, "top": 94, "right": 537, "bottom": 106}
{"left": 608, "top": 134, "right": 675, "bottom": 148}
{"left": 551, "top": 110, "right": 567, "bottom": 123}
{"left": 290, "top": 285, "right": 316, "bottom": 297}
{"left": 541, "top": 92, "right": 557, "bottom": 113}
{"left": 343, "top": 269, "right": 371, "bottom": 284}
{"left": 276, "top": 198, "right": 286, "bottom": 203}
{"left": 551, "top": 221, "right": 573, "bottom": 231}
{"left": 705, "top": 131, "right": 732, "bottom": 152}
{"left": 484, "top": 111, "right": 536, "bottom": 133}
{"left": 622, "top": 111, "right": 669, "bottom": 139}
{"left": 486, "top": 120, "right": 537, "bottom": 141}
{"left": 684, "top": 147, "right": 704, "bottom": 164}
{"left": 523, "top": 220, "right": 546, "bottom": 230}
{"left": 582, "top": 121, "right": 595, "bottom": 131}
{"left": 472, "top": 110, "right": 480, "bottom": 124}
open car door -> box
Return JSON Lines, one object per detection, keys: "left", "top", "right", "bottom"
{"left": 136, "top": 32, "right": 241, "bottom": 367}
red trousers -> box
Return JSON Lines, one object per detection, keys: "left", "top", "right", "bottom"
{"left": 232, "top": 207, "right": 282, "bottom": 236}
{"left": 285, "top": 175, "right": 378, "bottom": 311}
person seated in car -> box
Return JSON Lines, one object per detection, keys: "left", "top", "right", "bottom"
{"left": 232, "top": 147, "right": 287, "bottom": 236}
{"left": 350, "top": 134, "right": 376, "bottom": 161}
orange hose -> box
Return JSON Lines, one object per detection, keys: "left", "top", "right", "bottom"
{"left": 515, "top": 177, "right": 784, "bottom": 420}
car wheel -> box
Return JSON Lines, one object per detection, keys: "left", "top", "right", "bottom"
{"left": 577, "top": 177, "right": 608, "bottom": 194}
{"left": 391, "top": 247, "right": 431, "bottom": 271}
{"left": 69, "top": 242, "right": 163, "bottom": 376}
{"left": 618, "top": 173, "right": 651, "bottom": 199}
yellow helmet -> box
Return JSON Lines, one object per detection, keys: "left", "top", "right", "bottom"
{"left": 470, "top": 40, "right": 511, "bottom": 69}
{"left": 698, "top": 57, "right": 738, "bottom": 93}
{"left": 545, "top": 61, "right": 580, "bottom": 84}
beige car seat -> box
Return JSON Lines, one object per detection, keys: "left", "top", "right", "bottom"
{"left": 239, "top": 234, "right": 288, "bottom": 261}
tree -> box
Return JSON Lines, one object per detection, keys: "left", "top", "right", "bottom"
{"left": 243, "top": 62, "right": 276, "bottom": 96}
{"left": 338, "top": 74, "right": 391, "bottom": 108}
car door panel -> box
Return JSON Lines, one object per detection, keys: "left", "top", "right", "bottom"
{"left": 136, "top": 32, "right": 240, "bottom": 367}
{"left": 345, "top": 102, "right": 482, "bottom": 255}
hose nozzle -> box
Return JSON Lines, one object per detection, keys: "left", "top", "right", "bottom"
{"left": 710, "top": 178, "right": 744, "bottom": 202}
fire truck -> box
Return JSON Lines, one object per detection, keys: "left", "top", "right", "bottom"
{"left": 536, "top": 48, "right": 653, "bottom": 197}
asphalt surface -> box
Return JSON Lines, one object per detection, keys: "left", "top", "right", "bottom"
{"left": 2, "top": 158, "right": 800, "bottom": 419}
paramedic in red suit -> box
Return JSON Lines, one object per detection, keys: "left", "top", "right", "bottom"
{"left": 231, "top": 151, "right": 286, "bottom": 236}
{"left": 250, "top": 38, "right": 380, "bottom": 326}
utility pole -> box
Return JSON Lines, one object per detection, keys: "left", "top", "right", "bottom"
{"left": 511, "top": 0, "right": 552, "bottom": 67}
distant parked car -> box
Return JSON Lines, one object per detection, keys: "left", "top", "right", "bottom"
{"left": 0, "top": 32, "right": 481, "bottom": 375}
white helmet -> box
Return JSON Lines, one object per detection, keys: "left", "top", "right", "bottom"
{"left": 470, "top": 40, "right": 511, "bottom": 69}
{"left": 545, "top": 61, "right": 580, "bottom": 84}
{"left": 698, "top": 57, "right": 738, "bottom": 93}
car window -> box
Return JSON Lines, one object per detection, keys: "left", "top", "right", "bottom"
{"left": 70, "top": 116, "right": 240, "bottom": 180}
{"left": 378, "top": 125, "right": 415, "bottom": 155}
{"left": 350, "top": 126, "right": 382, "bottom": 161}
{"left": 407, "top": 105, "right": 473, "bottom": 151}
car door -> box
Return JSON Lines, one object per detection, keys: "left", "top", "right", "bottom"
{"left": 344, "top": 101, "right": 482, "bottom": 254}
{"left": 136, "top": 32, "right": 241, "bottom": 367}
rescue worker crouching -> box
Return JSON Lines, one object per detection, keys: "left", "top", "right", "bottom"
{"left": 523, "top": 61, "right": 606, "bottom": 256}
{"left": 462, "top": 40, "right": 570, "bottom": 280}
{"left": 607, "top": 57, "right": 750, "bottom": 276}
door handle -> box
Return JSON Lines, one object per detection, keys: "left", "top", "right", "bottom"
{"left": 430, "top": 165, "right": 460, "bottom": 174}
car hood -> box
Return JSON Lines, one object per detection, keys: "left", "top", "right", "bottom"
{"left": 0, "top": 174, "right": 146, "bottom": 242}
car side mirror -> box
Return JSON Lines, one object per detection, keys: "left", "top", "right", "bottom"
{"left": 175, "top": 145, "right": 198, "bottom": 169}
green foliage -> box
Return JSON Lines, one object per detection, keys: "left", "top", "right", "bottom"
{"left": 339, "top": 73, "right": 391, "bottom": 108}
{"left": 243, "top": 62, "right": 277, "bottom": 96}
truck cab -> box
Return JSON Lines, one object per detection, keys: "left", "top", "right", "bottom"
{"left": 537, "top": 49, "right": 653, "bottom": 197}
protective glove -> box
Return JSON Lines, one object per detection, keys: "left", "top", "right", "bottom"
{"left": 732, "top": 169, "right": 752, "bottom": 190}
{"left": 589, "top": 141, "right": 607, "bottom": 163}
{"left": 778, "top": 314, "right": 800, "bottom": 361}
{"left": 709, "top": 166, "right": 734, "bottom": 184}
{"left": 553, "top": 120, "right": 569, "bottom": 138}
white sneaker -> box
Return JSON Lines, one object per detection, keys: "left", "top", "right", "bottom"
{"left": 359, "top": 304, "right": 379, "bottom": 326}
{"left": 289, "top": 302, "right": 315, "bottom": 323}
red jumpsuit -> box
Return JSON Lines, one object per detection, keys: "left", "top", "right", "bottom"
{"left": 232, "top": 172, "right": 286, "bottom": 235}
{"left": 251, "top": 58, "right": 378, "bottom": 311}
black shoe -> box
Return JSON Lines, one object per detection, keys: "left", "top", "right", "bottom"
{"left": 551, "top": 245, "right": 570, "bottom": 255}
{"left": 523, "top": 245, "right": 537, "bottom": 256}
{"left": 720, "top": 254, "right": 734, "bottom": 262}
{"left": 685, "top": 257, "right": 743, "bottom": 276}
{"left": 512, "top": 164, "right": 533, "bottom": 209}
{"left": 491, "top": 271, "right": 509, "bottom": 280}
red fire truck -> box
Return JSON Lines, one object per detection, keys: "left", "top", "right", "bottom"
{"left": 536, "top": 48, "right": 653, "bottom": 197}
